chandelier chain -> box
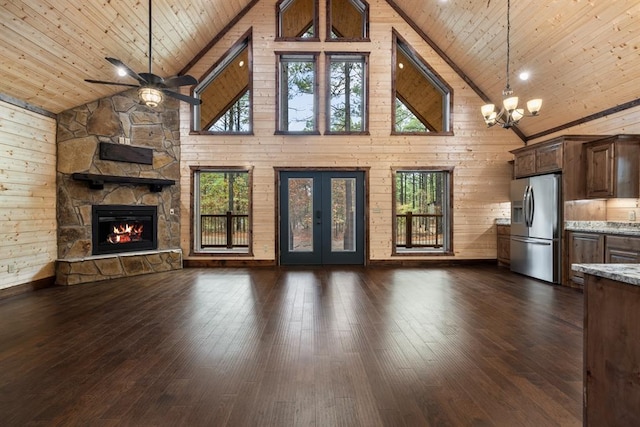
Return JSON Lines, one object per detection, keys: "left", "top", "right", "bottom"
{"left": 505, "top": 0, "right": 511, "bottom": 93}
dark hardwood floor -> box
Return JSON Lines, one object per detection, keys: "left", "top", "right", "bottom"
{"left": 0, "top": 265, "right": 583, "bottom": 426}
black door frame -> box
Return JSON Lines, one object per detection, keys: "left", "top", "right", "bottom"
{"left": 276, "top": 168, "right": 368, "bottom": 265}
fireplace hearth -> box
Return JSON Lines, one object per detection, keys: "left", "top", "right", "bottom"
{"left": 92, "top": 205, "right": 158, "bottom": 255}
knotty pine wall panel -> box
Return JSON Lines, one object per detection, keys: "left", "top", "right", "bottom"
{"left": 0, "top": 100, "right": 57, "bottom": 289}
{"left": 179, "top": 0, "right": 525, "bottom": 262}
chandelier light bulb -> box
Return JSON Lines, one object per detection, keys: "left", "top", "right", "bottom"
{"left": 481, "top": 103, "right": 496, "bottom": 118}
{"left": 511, "top": 108, "right": 524, "bottom": 122}
{"left": 527, "top": 98, "right": 542, "bottom": 115}
{"left": 503, "top": 96, "right": 519, "bottom": 112}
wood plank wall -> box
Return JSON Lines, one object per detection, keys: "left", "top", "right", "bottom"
{"left": 179, "top": 0, "right": 523, "bottom": 262}
{"left": 0, "top": 100, "right": 57, "bottom": 290}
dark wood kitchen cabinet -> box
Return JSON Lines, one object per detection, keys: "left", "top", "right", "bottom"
{"left": 567, "top": 231, "right": 604, "bottom": 288}
{"left": 585, "top": 134, "right": 640, "bottom": 199}
{"left": 497, "top": 224, "right": 510, "bottom": 266}
{"left": 583, "top": 272, "right": 640, "bottom": 427}
{"left": 511, "top": 135, "right": 602, "bottom": 200}
{"left": 605, "top": 235, "right": 640, "bottom": 263}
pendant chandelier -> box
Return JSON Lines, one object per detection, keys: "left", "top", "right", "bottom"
{"left": 481, "top": 0, "right": 542, "bottom": 128}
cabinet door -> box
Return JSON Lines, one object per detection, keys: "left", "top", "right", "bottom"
{"left": 536, "top": 142, "right": 563, "bottom": 173}
{"left": 497, "top": 225, "right": 510, "bottom": 265}
{"left": 513, "top": 150, "right": 536, "bottom": 178}
{"left": 585, "top": 141, "right": 614, "bottom": 198}
{"left": 568, "top": 232, "right": 604, "bottom": 287}
{"left": 605, "top": 235, "right": 640, "bottom": 263}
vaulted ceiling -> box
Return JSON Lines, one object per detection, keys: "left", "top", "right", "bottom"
{"left": 1, "top": 0, "right": 639, "bottom": 139}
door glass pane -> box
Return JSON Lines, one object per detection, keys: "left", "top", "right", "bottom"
{"left": 331, "top": 178, "right": 356, "bottom": 252}
{"left": 288, "top": 178, "right": 313, "bottom": 252}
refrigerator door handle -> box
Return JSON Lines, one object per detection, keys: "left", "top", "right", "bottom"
{"left": 511, "top": 237, "right": 551, "bottom": 246}
{"left": 527, "top": 186, "right": 535, "bottom": 227}
{"left": 523, "top": 186, "right": 528, "bottom": 227}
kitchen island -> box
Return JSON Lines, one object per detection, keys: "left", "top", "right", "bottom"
{"left": 572, "top": 263, "right": 640, "bottom": 427}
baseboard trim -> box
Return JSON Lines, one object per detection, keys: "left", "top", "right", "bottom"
{"left": 0, "top": 276, "right": 56, "bottom": 300}
{"left": 367, "top": 258, "right": 497, "bottom": 267}
{"left": 184, "top": 259, "right": 497, "bottom": 268}
{"left": 184, "top": 259, "right": 277, "bottom": 268}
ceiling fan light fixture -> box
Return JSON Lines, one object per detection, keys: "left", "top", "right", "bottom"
{"left": 139, "top": 87, "right": 163, "bottom": 107}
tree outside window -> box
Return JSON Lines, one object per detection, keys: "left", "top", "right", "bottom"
{"left": 194, "top": 169, "right": 251, "bottom": 253}
{"left": 327, "top": 54, "right": 367, "bottom": 133}
{"left": 278, "top": 54, "right": 318, "bottom": 133}
{"left": 393, "top": 169, "right": 452, "bottom": 253}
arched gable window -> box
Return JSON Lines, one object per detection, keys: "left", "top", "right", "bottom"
{"left": 393, "top": 31, "right": 452, "bottom": 134}
{"left": 193, "top": 32, "right": 252, "bottom": 133}
{"left": 277, "top": 0, "right": 319, "bottom": 40}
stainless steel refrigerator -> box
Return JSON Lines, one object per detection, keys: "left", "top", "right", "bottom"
{"left": 510, "top": 174, "right": 561, "bottom": 284}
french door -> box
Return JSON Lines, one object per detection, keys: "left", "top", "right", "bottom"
{"left": 279, "top": 171, "right": 365, "bottom": 265}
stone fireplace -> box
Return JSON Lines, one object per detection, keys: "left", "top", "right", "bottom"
{"left": 55, "top": 89, "right": 182, "bottom": 285}
{"left": 92, "top": 205, "right": 158, "bottom": 255}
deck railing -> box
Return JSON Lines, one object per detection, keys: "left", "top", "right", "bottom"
{"left": 201, "top": 212, "right": 249, "bottom": 248}
{"left": 396, "top": 212, "right": 443, "bottom": 248}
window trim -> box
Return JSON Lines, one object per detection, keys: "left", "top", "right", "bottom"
{"left": 191, "top": 30, "right": 253, "bottom": 135}
{"left": 275, "top": 51, "right": 320, "bottom": 135}
{"left": 191, "top": 166, "right": 254, "bottom": 256}
{"left": 276, "top": 0, "right": 320, "bottom": 42}
{"left": 326, "top": 0, "right": 370, "bottom": 42}
{"left": 391, "top": 167, "right": 454, "bottom": 256}
{"left": 391, "top": 30, "right": 454, "bottom": 136}
{"left": 324, "top": 52, "right": 370, "bottom": 135}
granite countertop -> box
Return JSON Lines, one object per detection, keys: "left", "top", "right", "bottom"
{"left": 495, "top": 218, "right": 510, "bottom": 226}
{"left": 572, "top": 263, "right": 640, "bottom": 287}
{"left": 564, "top": 221, "right": 640, "bottom": 236}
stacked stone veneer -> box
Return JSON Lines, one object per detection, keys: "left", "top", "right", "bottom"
{"left": 56, "top": 89, "right": 182, "bottom": 285}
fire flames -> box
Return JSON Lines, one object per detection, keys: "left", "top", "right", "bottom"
{"left": 107, "top": 222, "right": 144, "bottom": 244}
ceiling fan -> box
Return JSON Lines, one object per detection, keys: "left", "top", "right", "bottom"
{"left": 85, "top": 0, "right": 201, "bottom": 107}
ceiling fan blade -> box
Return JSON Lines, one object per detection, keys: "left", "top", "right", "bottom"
{"left": 161, "top": 89, "right": 202, "bottom": 105}
{"left": 163, "top": 75, "right": 198, "bottom": 87}
{"left": 105, "top": 57, "right": 148, "bottom": 84}
{"left": 85, "top": 79, "right": 140, "bottom": 88}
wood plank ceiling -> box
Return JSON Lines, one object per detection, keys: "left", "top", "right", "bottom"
{"left": 1, "top": 0, "right": 638, "bottom": 139}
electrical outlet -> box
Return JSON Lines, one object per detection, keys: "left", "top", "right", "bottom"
{"left": 629, "top": 210, "right": 636, "bottom": 221}
{"left": 7, "top": 264, "right": 16, "bottom": 273}
{"left": 169, "top": 208, "right": 175, "bottom": 215}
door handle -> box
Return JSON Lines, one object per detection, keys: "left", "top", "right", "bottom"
{"left": 315, "top": 210, "right": 321, "bottom": 224}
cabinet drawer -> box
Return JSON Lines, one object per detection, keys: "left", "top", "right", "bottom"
{"left": 605, "top": 235, "right": 640, "bottom": 263}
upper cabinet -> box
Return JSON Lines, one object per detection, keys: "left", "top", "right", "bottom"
{"left": 511, "top": 135, "right": 602, "bottom": 200}
{"left": 585, "top": 135, "right": 640, "bottom": 199}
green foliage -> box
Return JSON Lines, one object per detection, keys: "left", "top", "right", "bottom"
{"left": 198, "top": 172, "right": 249, "bottom": 214}
{"left": 209, "top": 91, "right": 250, "bottom": 132}
{"left": 395, "top": 171, "right": 443, "bottom": 214}
{"left": 395, "top": 98, "right": 427, "bottom": 132}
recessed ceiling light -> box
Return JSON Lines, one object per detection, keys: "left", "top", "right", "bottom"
{"left": 398, "top": 62, "right": 404, "bottom": 69}
{"left": 519, "top": 71, "right": 530, "bottom": 81}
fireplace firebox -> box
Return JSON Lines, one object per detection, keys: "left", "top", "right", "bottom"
{"left": 92, "top": 205, "right": 158, "bottom": 255}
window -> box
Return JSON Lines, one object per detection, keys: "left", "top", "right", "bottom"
{"left": 327, "top": 0, "right": 369, "bottom": 40}
{"left": 393, "top": 169, "right": 452, "bottom": 254}
{"left": 393, "top": 31, "right": 452, "bottom": 134}
{"left": 277, "top": 53, "right": 319, "bottom": 133}
{"left": 193, "top": 168, "right": 252, "bottom": 254}
{"left": 326, "top": 53, "right": 368, "bottom": 133}
{"left": 277, "top": 0, "right": 319, "bottom": 40}
{"left": 193, "top": 33, "right": 252, "bottom": 133}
